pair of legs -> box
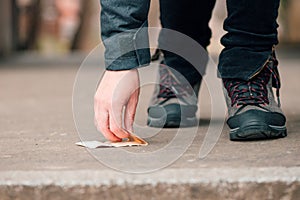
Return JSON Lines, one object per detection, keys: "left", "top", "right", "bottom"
{"left": 158, "top": 0, "right": 280, "bottom": 82}
{"left": 148, "top": 0, "right": 287, "bottom": 140}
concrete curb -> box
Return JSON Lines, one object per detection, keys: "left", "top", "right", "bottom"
{"left": 1, "top": 167, "right": 299, "bottom": 199}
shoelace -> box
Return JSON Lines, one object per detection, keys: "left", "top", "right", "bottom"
{"left": 157, "top": 64, "right": 193, "bottom": 99}
{"left": 223, "top": 57, "right": 281, "bottom": 107}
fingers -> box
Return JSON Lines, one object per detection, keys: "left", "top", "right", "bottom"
{"left": 110, "top": 105, "right": 130, "bottom": 139}
{"left": 94, "top": 99, "right": 129, "bottom": 141}
{"left": 95, "top": 110, "right": 122, "bottom": 142}
{"left": 124, "top": 90, "right": 139, "bottom": 132}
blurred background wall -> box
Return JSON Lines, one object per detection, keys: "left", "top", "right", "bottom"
{"left": 1, "top": 0, "right": 300, "bottom": 57}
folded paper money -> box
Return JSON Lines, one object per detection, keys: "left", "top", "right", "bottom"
{"left": 76, "top": 134, "right": 148, "bottom": 149}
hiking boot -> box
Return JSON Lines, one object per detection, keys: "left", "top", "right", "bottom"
{"left": 147, "top": 64, "right": 200, "bottom": 128}
{"left": 222, "top": 51, "right": 287, "bottom": 141}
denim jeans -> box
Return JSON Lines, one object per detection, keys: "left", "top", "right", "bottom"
{"left": 100, "top": 0, "right": 280, "bottom": 82}
{"left": 157, "top": 0, "right": 215, "bottom": 85}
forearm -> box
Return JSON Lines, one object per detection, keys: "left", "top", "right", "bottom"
{"left": 100, "top": 0, "right": 151, "bottom": 70}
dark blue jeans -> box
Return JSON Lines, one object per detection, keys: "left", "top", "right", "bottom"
{"left": 101, "top": 0, "right": 280, "bottom": 82}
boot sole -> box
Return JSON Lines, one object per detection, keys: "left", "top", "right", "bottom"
{"left": 147, "top": 104, "right": 198, "bottom": 128}
{"left": 147, "top": 114, "right": 198, "bottom": 128}
{"left": 230, "top": 123, "right": 287, "bottom": 141}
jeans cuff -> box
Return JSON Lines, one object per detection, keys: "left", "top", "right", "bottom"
{"left": 217, "top": 47, "right": 273, "bottom": 81}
